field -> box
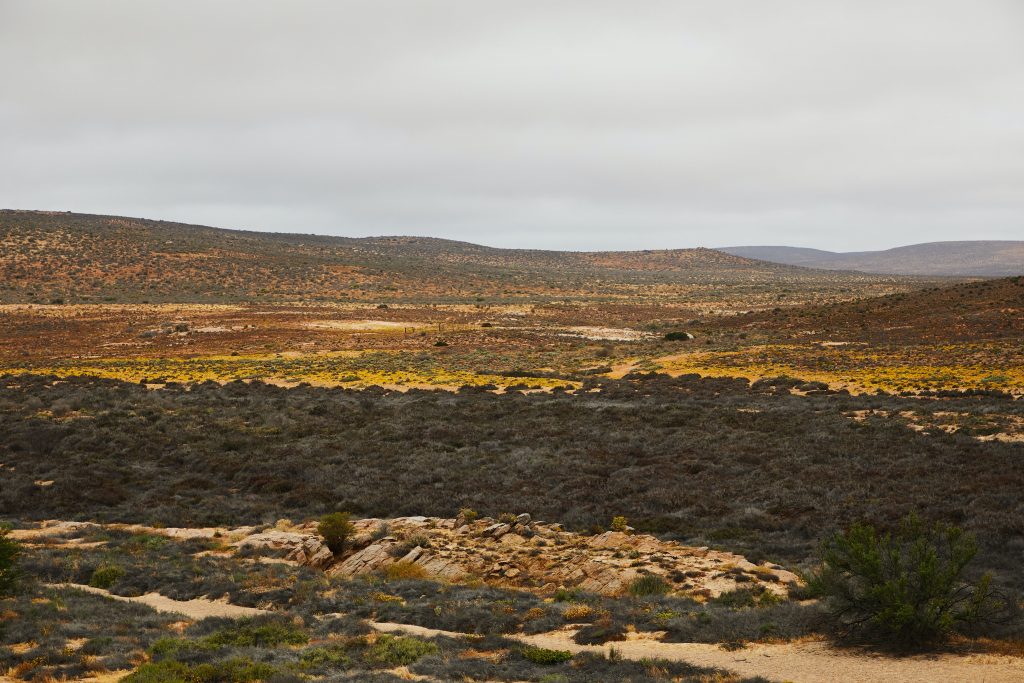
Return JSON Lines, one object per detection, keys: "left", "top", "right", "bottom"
{"left": 1, "top": 211, "right": 1023, "bottom": 682}
{"left": 2, "top": 276, "right": 1022, "bottom": 394}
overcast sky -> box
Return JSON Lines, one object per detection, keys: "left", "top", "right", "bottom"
{"left": 1, "top": 1, "right": 1021, "bottom": 251}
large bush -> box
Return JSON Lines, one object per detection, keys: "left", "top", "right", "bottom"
{"left": 811, "top": 515, "right": 1003, "bottom": 648}
{"left": 0, "top": 525, "right": 20, "bottom": 596}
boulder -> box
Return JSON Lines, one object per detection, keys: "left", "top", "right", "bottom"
{"left": 329, "top": 543, "right": 396, "bottom": 576}
{"left": 286, "top": 537, "right": 334, "bottom": 568}
{"left": 500, "top": 533, "right": 527, "bottom": 546}
{"left": 482, "top": 523, "right": 511, "bottom": 538}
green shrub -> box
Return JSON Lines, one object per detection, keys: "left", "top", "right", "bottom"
{"left": 553, "top": 587, "right": 584, "bottom": 603}
{"left": 89, "top": 563, "right": 125, "bottom": 589}
{"left": 319, "top": 512, "right": 355, "bottom": 554}
{"left": 663, "top": 331, "right": 692, "bottom": 341}
{"left": 628, "top": 574, "right": 670, "bottom": 597}
{"left": 125, "top": 657, "right": 279, "bottom": 683}
{"left": 810, "top": 515, "right": 1003, "bottom": 648}
{"left": 149, "top": 637, "right": 209, "bottom": 658}
{"left": 203, "top": 617, "right": 309, "bottom": 648}
{"left": 520, "top": 645, "right": 573, "bottom": 665}
{"left": 364, "top": 634, "right": 438, "bottom": 666}
{"left": 0, "top": 525, "right": 21, "bottom": 596}
{"left": 610, "top": 516, "right": 628, "bottom": 533}
{"left": 459, "top": 507, "right": 478, "bottom": 522}
{"left": 299, "top": 644, "right": 351, "bottom": 671}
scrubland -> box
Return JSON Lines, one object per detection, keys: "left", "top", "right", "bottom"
{"left": 1, "top": 211, "right": 1022, "bottom": 681}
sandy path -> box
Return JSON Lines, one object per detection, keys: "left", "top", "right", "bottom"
{"left": 49, "top": 583, "right": 268, "bottom": 620}
{"left": 373, "top": 621, "right": 1024, "bottom": 683}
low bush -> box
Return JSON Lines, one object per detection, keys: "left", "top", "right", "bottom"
{"left": 562, "top": 603, "right": 593, "bottom": 621}
{"left": 385, "top": 561, "right": 428, "bottom": 581}
{"left": 125, "top": 657, "right": 279, "bottom": 683}
{"left": 364, "top": 635, "right": 437, "bottom": 666}
{"left": 89, "top": 563, "right": 124, "bottom": 589}
{"left": 298, "top": 644, "right": 352, "bottom": 672}
{"left": 574, "top": 617, "right": 627, "bottom": 645}
{"left": 199, "top": 616, "right": 309, "bottom": 648}
{"left": 610, "top": 516, "right": 628, "bottom": 533}
{"left": 519, "top": 645, "right": 573, "bottom": 665}
{"left": 403, "top": 533, "right": 431, "bottom": 549}
{"left": 553, "top": 587, "right": 584, "bottom": 602}
{"left": 628, "top": 574, "right": 670, "bottom": 597}
{"left": 712, "top": 587, "right": 780, "bottom": 609}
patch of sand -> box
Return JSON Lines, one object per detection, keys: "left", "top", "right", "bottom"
{"left": 302, "top": 319, "right": 431, "bottom": 332}
{"left": 559, "top": 326, "right": 655, "bottom": 341}
{"left": 48, "top": 583, "right": 268, "bottom": 620}
{"left": 372, "top": 622, "right": 1024, "bottom": 683}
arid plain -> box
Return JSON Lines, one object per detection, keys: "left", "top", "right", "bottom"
{"left": 1, "top": 211, "right": 1023, "bottom": 682}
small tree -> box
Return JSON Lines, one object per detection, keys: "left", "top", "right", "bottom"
{"left": 810, "top": 515, "right": 1002, "bottom": 648}
{"left": 318, "top": 512, "right": 355, "bottom": 554}
{"left": 0, "top": 525, "right": 21, "bottom": 596}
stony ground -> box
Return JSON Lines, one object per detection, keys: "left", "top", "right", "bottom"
{"left": 15, "top": 514, "right": 800, "bottom": 599}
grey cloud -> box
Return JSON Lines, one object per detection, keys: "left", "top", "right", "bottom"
{"left": 1, "top": 0, "right": 1022, "bottom": 250}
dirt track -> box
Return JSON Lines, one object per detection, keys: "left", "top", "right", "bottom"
{"left": 374, "top": 621, "right": 1024, "bottom": 683}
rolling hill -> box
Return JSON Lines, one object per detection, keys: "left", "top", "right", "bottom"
{"left": 719, "top": 241, "right": 1024, "bottom": 277}
{"left": 711, "top": 275, "right": 1024, "bottom": 344}
{"left": 0, "top": 210, "right": 927, "bottom": 305}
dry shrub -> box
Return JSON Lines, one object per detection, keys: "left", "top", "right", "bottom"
{"left": 385, "top": 561, "right": 428, "bottom": 580}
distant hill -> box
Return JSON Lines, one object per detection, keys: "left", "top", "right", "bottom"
{"left": 718, "top": 242, "right": 1024, "bottom": 277}
{"left": 0, "top": 210, "right": 926, "bottom": 305}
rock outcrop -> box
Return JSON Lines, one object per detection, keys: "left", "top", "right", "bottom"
{"left": 316, "top": 515, "right": 798, "bottom": 598}
{"left": 15, "top": 515, "right": 800, "bottom": 598}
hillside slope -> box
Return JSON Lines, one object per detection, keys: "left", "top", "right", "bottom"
{"left": 719, "top": 242, "right": 1024, "bottom": 277}
{"left": 713, "top": 276, "right": 1024, "bottom": 344}
{"left": 0, "top": 210, "right": 924, "bottom": 304}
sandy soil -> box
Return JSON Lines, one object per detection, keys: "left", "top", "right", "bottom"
{"left": 301, "top": 319, "right": 432, "bottom": 331}
{"left": 373, "top": 622, "right": 1024, "bottom": 683}
{"left": 48, "top": 583, "right": 268, "bottom": 620}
